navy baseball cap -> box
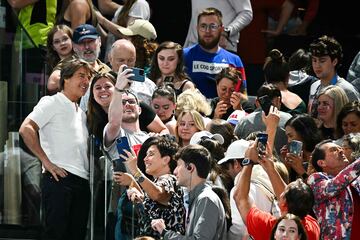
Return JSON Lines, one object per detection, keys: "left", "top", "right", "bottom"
{"left": 73, "top": 24, "right": 99, "bottom": 43}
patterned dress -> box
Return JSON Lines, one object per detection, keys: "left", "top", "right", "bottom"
{"left": 139, "top": 174, "right": 186, "bottom": 238}
{"left": 307, "top": 158, "right": 360, "bottom": 239}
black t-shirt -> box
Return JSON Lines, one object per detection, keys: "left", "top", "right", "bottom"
{"left": 139, "top": 101, "right": 156, "bottom": 132}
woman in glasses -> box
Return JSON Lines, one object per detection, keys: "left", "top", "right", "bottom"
{"left": 149, "top": 41, "right": 195, "bottom": 96}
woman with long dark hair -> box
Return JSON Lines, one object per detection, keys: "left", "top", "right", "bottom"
{"left": 149, "top": 41, "right": 195, "bottom": 95}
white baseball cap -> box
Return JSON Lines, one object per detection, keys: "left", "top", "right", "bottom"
{"left": 190, "top": 131, "right": 224, "bottom": 145}
{"left": 117, "top": 19, "right": 157, "bottom": 40}
{"left": 218, "top": 139, "right": 250, "bottom": 165}
{"left": 227, "top": 110, "right": 247, "bottom": 126}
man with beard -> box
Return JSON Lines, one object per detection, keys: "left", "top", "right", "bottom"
{"left": 47, "top": 24, "right": 111, "bottom": 103}
{"left": 108, "top": 39, "right": 169, "bottom": 135}
{"left": 184, "top": 7, "right": 247, "bottom": 99}
{"left": 19, "top": 58, "right": 93, "bottom": 239}
{"left": 103, "top": 66, "right": 150, "bottom": 239}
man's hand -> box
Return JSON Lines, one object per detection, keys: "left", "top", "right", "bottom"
{"left": 262, "top": 105, "right": 280, "bottom": 129}
{"left": 245, "top": 140, "right": 259, "bottom": 163}
{"left": 43, "top": 160, "right": 67, "bottom": 182}
{"left": 115, "top": 65, "right": 133, "bottom": 91}
{"left": 257, "top": 142, "right": 275, "bottom": 171}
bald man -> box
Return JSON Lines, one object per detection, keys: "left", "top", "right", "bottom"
{"left": 108, "top": 39, "right": 156, "bottom": 105}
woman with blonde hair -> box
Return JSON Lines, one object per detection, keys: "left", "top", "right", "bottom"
{"left": 316, "top": 85, "right": 349, "bottom": 139}
{"left": 175, "top": 109, "right": 205, "bottom": 146}
{"left": 176, "top": 88, "right": 212, "bottom": 126}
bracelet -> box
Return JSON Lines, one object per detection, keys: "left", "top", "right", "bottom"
{"left": 133, "top": 170, "right": 142, "bottom": 178}
{"left": 115, "top": 87, "right": 126, "bottom": 93}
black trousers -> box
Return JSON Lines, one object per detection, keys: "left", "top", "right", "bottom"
{"left": 41, "top": 171, "right": 90, "bottom": 240}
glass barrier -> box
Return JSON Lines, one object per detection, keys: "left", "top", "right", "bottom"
{"left": 0, "top": 3, "right": 109, "bottom": 239}
{"left": 0, "top": 3, "right": 139, "bottom": 239}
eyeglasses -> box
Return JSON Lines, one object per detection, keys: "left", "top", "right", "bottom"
{"left": 199, "top": 23, "right": 221, "bottom": 32}
{"left": 122, "top": 99, "right": 137, "bottom": 105}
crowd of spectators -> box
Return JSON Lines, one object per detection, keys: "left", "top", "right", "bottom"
{"left": 8, "top": 0, "right": 360, "bottom": 239}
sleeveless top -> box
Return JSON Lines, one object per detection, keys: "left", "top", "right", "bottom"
{"left": 174, "top": 80, "right": 190, "bottom": 96}
{"left": 57, "top": 13, "right": 94, "bottom": 28}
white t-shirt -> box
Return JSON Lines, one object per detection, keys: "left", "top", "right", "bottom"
{"left": 28, "top": 92, "right": 89, "bottom": 179}
{"left": 103, "top": 125, "right": 149, "bottom": 162}
{"left": 228, "top": 165, "right": 277, "bottom": 240}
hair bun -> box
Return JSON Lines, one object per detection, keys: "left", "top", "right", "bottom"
{"left": 269, "top": 49, "right": 283, "bottom": 62}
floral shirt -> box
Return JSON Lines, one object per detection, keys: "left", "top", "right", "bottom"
{"left": 307, "top": 158, "right": 360, "bottom": 240}
{"left": 140, "top": 174, "right": 186, "bottom": 238}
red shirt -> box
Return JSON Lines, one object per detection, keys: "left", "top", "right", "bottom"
{"left": 351, "top": 186, "right": 360, "bottom": 240}
{"left": 246, "top": 207, "right": 320, "bottom": 240}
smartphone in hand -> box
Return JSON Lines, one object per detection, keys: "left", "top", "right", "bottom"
{"left": 258, "top": 95, "right": 272, "bottom": 116}
{"left": 288, "top": 140, "right": 303, "bottom": 156}
{"left": 257, "top": 133, "right": 268, "bottom": 155}
{"left": 124, "top": 66, "right": 145, "bottom": 82}
{"left": 113, "top": 136, "right": 131, "bottom": 172}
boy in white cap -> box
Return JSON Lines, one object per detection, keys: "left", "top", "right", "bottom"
{"left": 218, "top": 139, "right": 279, "bottom": 240}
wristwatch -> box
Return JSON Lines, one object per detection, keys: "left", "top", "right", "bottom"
{"left": 134, "top": 171, "right": 145, "bottom": 183}
{"left": 241, "top": 158, "right": 254, "bottom": 166}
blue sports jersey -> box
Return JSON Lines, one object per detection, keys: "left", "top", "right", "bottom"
{"left": 184, "top": 44, "right": 247, "bottom": 98}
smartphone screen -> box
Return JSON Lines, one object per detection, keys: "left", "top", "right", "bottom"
{"left": 113, "top": 136, "right": 131, "bottom": 172}
{"left": 288, "top": 140, "right": 303, "bottom": 156}
{"left": 258, "top": 95, "right": 272, "bottom": 116}
{"left": 257, "top": 133, "right": 268, "bottom": 155}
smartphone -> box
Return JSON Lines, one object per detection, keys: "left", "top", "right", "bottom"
{"left": 234, "top": 79, "right": 242, "bottom": 92}
{"left": 113, "top": 136, "right": 131, "bottom": 172}
{"left": 288, "top": 140, "right": 303, "bottom": 156}
{"left": 258, "top": 95, "right": 272, "bottom": 116}
{"left": 124, "top": 66, "right": 145, "bottom": 82}
{"left": 257, "top": 133, "right": 268, "bottom": 155}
